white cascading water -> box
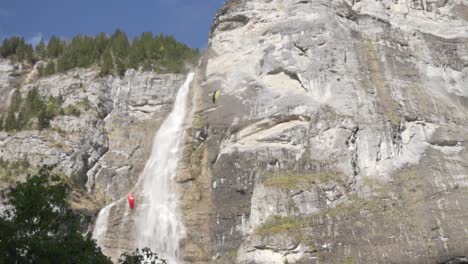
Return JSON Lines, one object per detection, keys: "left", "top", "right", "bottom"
{"left": 92, "top": 202, "right": 114, "bottom": 247}
{"left": 135, "top": 72, "right": 194, "bottom": 262}
{"left": 92, "top": 72, "right": 194, "bottom": 263}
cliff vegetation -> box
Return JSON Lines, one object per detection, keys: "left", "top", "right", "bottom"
{"left": 0, "top": 29, "right": 200, "bottom": 77}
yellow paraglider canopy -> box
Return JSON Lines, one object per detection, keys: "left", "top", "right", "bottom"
{"left": 213, "top": 90, "right": 220, "bottom": 104}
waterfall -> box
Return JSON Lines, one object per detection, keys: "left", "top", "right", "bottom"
{"left": 92, "top": 202, "right": 114, "bottom": 246}
{"left": 92, "top": 72, "right": 194, "bottom": 263}
{"left": 135, "top": 72, "right": 193, "bottom": 262}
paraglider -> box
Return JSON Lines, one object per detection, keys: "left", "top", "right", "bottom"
{"left": 213, "top": 90, "right": 220, "bottom": 104}
{"left": 127, "top": 194, "right": 135, "bottom": 209}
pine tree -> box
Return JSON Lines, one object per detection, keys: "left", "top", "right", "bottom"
{"left": 47, "top": 36, "right": 63, "bottom": 58}
{"left": 0, "top": 115, "right": 4, "bottom": 131}
{"left": 127, "top": 37, "right": 144, "bottom": 70}
{"left": 4, "top": 108, "right": 16, "bottom": 131}
{"left": 110, "top": 29, "right": 129, "bottom": 77}
{"left": 111, "top": 29, "right": 130, "bottom": 58}
{"left": 0, "top": 37, "right": 19, "bottom": 58}
{"left": 35, "top": 39, "right": 48, "bottom": 60}
{"left": 0, "top": 36, "right": 33, "bottom": 63}
{"left": 2, "top": 30, "right": 199, "bottom": 77}
{"left": 16, "top": 42, "right": 34, "bottom": 63}
{"left": 11, "top": 89, "right": 22, "bottom": 112}
{"left": 115, "top": 59, "right": 126, "bottom": 77}
{"left": 16, "top": 111, "right": 27, "bottom": 130}
{"left": 25, "top": 87, "right": 45, "bottom": 121}
{"left": 37, "top": 108, "right": 49, "bottom": 130}
{"left": 56, "top": 53, "right": 70, "bottom": 73}
{"left": 99, "top": 48, "right": 113, "bottom": 77}
{"left": 45, "top": 61, "right": 56, "bottom": 75}
{"left": 95, "top": 33, "right": 109, "bottom": 55}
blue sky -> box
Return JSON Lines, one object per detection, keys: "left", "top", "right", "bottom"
{"left": 0, "top": 0, "right": 226, "bottom": 49}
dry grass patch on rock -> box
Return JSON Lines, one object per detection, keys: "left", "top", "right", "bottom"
{"left": 263, "top": 171, "right": 343, "bottom": 190}
{"left": 255, "top": 215, "right": 305, "bottom": 235}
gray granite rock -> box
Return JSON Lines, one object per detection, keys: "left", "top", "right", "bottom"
{"left": 179, "top": 0, "right": 468, "bottom": 263}
{"left": 0, "top": 64, "right": 184, "bottom": 206}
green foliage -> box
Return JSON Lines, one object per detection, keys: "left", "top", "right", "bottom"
{"left": 95, "top": 33, "right": 109, "bottom": 55}
{"left": 4, "top": 108, "right": 16, "bottom": 131}
{"left": 0, "top": 158, "right": 31, "bottom": 182}
{"left": 255, "top": 215, "right": 304, "bottom": 235}
{"left": 24, "top": 87, "right": 50, "bottom": 130}
{"left": 1, "top": 88, "right": 56, "bottom": 131}
{"left": 99, "top": 48, "right": 113, "bottom": 77}
{"left": 118, "top": 247, "right": 167, "bottom": 264}
{"left": 34, "top": 39, "right": 48, "bottom": 60}
{"left": 2, "top": 29, "right": 200, "bottom": 78}
{"left": 16, "top": 111, "right": 27, "bottom": 130}
{"left": 38, "top": 61, "right": 56, "bottom": 77}
{"left": 0, "top": 87, "right": 93, "bottom": 132}
{"left": 118, "top": 251, "right": 143, "bottom": 264}
{"left": 24, "top": 87, "right": 45, "bottom": 116}
{"left": 0, "top": 88, "right": 96, "bottom": 133}
{"left": 263, "top": 171, "right": 342, "bottom": 189}
{"left": 110, "top": 29, "right": 130, "bottom": 77}
{"left": 311, "top": 193, "right": 394, "bottom": 219}
{"left": 46, "top": 95, "right": 64, "bottom": 116}
{"left": 47, "top": 35, "right": 64, "bottom": 58}
{"left": 37, "top": 108, "right": 50, "bottom": 130}
{"left": 0, "top": 166, "right": 163, "bottom": 263}
{"left": 11, "top": 89, "right": 22, "bottom": 112}
{"left": 78, "top": 97, "right": 92, "bottom": 111}
{"left": 0, "top": 166, "right": 112, "bottom": 263}
{"left": 226, "top": 249, "right": 238, "bottom": 261}
{"left": 0, "top": 36, "right": 34, "bottom": 63}
{"left": 63, "top": 104, "right": 81, "bottom": 117}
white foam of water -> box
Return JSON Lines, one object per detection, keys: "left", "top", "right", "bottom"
{"left": 135, "top": 72, "right": 194, "bottom": 263}
{"left": 92, "top": 73, "right": 194, "bottom": 263}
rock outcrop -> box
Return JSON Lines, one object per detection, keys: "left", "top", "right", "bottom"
{"left": 0, "top": 62, "right": 185, "bottom": 211}
{"left": 1, "top": 0, "right": 467, "bottom": 263}
{"left": 180, "top": 0, "right": 468, "bottom": 263}
{"left": 0, "top": 60, "right": 17, "bottom": 112}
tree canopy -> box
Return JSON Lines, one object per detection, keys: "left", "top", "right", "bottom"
{"left": 0, "top": 166, "right": 168, "bottom": 263}
{"left": 0, "top": 29, "right": 200, "bottom": 77}
{"left": 0, "top": 36, "right": 34, "bottom": 64}
{"left": 0, "top": 166, "right": 111, "bottom": 264}
{"left": 118, "top": 248, "right": 167, "bottom": 264}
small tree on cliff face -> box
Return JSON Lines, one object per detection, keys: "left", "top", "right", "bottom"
{"left": 0, "top": 166, "right": 112, "bottom": 264}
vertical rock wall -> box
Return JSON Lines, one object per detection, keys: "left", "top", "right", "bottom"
{"left": 0, "top": 64, "right": 185, "bottom": 254}
{"left": 180, "top": 0, "right": 468, "bottom": 263}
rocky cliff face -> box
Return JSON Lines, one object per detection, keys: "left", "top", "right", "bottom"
{"left": 180, "top": 0, "right": 468, "bottom": 263}
{"left": 1, "top": 0, "right": 467, "bottom": 263}
{"left": 0, "top": 61, "right": 184, "bottom": 213}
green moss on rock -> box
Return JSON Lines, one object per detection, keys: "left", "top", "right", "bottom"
{"left": 263, "top": 171, "right": 343, "bottom": 189}
{"left": 256, "top": 215, "right": 304, "bottom": 235}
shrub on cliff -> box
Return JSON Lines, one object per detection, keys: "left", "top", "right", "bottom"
{"left": 0, "top": 88, "right": 86, "bottom": 132}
